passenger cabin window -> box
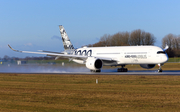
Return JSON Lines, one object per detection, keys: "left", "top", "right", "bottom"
{"left": 157, "top": 51, "right": 166, "bottom": 54}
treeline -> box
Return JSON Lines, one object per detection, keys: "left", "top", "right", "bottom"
{"left": 88, "top": 29, "right": 180, "bottom": 57}
{"left": 88, "top": 29, "right": 156, "bottom": 47}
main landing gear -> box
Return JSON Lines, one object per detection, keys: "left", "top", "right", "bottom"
{"left": 117, "top": 65, "right": 128, "bottom": 72}
{"left": 158, "top": 64, "right": 163, "bottom": 72}
{"left": 90, "top": 69, "right": 101, "bottom": 72}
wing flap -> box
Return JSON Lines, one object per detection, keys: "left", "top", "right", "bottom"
{"left": 38, "top": 50, "right": 64, "bottom": 54}
{"left": 47, "top": 54, "right": 88, "bottom": 60}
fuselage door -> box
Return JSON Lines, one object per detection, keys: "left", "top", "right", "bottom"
{"left": 148, "top": 49, "right": 152, "bottom": 58}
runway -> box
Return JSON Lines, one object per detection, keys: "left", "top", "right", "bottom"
{"left": 39, "top": 70, "right": 180, "bottom": 75}
{"left": 1, "top": 70, "right": 180, "bottom": 75}
{"left": 0, "top": 64, "right": 180, "bottom": 75}
{"left": 52, "top": 71, "right": 178, "bottom": 75}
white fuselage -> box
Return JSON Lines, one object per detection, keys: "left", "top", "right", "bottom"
{"left": 72, "top": 46, "right": 168, "bottom": 66}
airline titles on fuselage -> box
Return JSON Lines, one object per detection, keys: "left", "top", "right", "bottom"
{"left": 73, "top": 49, "right": 147, "bottom": 59}
{"left": 125, "top": 55, "right": 147, "bottom": 59}
{"left": 73, "top": 49, "right": 92, "bottom": 56}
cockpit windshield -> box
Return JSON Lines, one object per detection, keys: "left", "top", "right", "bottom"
{"left": 157, "top": 51, "right": 166, "bottom": 54}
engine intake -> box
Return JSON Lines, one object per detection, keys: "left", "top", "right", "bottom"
{"left": 86, "top": 57, "right": 103, "bottom": 70}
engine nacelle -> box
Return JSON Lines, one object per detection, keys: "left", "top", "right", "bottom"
{"left": 140, "top": 64, "right": 156, "bottom": 69}
{"left": 86, "top": 57, "right": 103, "bottom": 70}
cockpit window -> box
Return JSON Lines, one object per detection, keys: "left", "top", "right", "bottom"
{"left": 157, "top": 51, "right": 166, "bottom": 54}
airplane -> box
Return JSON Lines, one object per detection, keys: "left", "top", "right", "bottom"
{"left": 8, "top": 25, "right": 169, "bottom": 72}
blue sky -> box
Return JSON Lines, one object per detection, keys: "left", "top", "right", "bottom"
{"left": 0, "top": 0, "right": 180, "bottom": 58}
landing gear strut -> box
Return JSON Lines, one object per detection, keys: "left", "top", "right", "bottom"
{"left": 117, "top": 65, "right": 128, "bottom": 72}
{"left": 158, "top": 64, "right": 163, "bottom": 72}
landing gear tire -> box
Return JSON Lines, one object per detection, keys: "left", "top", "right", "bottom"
{"left": 90, "top": 70, "right": 101, "bottom": 72}
{"left": 117, "top": 68, "right": 128, "bottom": 72}
{"left": 95, "top": 70, "right": 101, "bottom": 72}
{"left": 158, "top": 69, "right": 162, "bottom": 72}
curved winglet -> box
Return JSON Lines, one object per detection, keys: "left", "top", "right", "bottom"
{"left": 8, "top": 44, "right": 22, "bottom": 52}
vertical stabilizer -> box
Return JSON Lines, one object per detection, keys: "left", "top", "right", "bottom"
{"left": 59, "top": 25, "right": 74, "bottom": 50}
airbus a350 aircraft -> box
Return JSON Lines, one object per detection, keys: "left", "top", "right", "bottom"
{"left": 8, "top": 25, "right": 169, "bottom": 72}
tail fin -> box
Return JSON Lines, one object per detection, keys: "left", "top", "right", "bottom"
{"left": 59, "top": 25, "right": 74, "bottom": 50}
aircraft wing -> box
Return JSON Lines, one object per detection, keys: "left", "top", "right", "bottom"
{"left": 37, "top": 50, "right": 64, "bottom": 54}
{"left": 8, "top": 45, "right": 114, "bottom": 61}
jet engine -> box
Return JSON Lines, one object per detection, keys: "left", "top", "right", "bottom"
{"left": 86, "top": 57, "right": 103, "bottom": 71}
{"left": 140, "top": 64, "right": 156, "bottom": 69}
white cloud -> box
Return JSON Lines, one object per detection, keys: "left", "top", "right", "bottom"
{"left": 0, "top": 45, "right": 8, "bottom": 48}
{"left": 24, "top": 43, "right": 33, "bottom": 46}
{"left": 51, "top": 35, "right": 61, "bottom": 40}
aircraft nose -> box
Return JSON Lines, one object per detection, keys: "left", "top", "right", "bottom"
{"left": 162, "top": 55, "right": 168, "bottom": 63}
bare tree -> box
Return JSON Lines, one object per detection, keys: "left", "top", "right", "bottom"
{"left": 129, "top": 29, "right": 156, "bottom": 45}
{"left": 111, "top": 32, "right": 130, "bottom": 46}
{"left": 99, "top": 34, "right": 111, "bottom": 46}
{"left": 162, "top": 34, "right": 178, "bottom": 49}
{"left": 143, "top": 32, "right": 156, "bottom": 45}
{"left": 162, "top": 34, "right": 180, "bottom": 57}
{"left": 129, "top": 29, "right": 142, "bottom": 45}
